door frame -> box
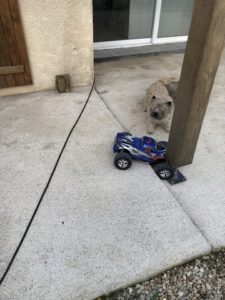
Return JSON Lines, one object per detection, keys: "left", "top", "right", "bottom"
{"left": 94, "top": 0, "right": 188, "bottom": 50}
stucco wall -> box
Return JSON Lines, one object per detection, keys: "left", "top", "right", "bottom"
{"left": 0, "top": 0, "right": 94, "bottom": 97}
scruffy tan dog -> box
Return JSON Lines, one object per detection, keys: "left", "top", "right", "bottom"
{"left": 144, "top": 78, "right": 178, "bottom": 134}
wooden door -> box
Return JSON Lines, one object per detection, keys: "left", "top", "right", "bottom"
{"left": 0, "top": 0, "right": 32, "bottom": 89}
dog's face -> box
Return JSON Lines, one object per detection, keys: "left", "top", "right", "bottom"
{"left": 148, "top": 95, "right": 174, "bottom": 121}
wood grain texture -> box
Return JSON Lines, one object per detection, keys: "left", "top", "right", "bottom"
{"left": 0, "top": 0, "right": 24, "bottom": 86}
{"left": 8, "top": 0, "right": 32, "bottom": 85}
{"left": 0, "top": 19, "right": 8, "bottom": 88}
{"left": 0, "top": 15, "right": 15, "bottom": 87}
{"left": 0, "top": 65, "right": 24, "bottom": 75}
{"left": 0, "top": 0, "right": 32, "bottom": 88}
{"left": 167, "top": 0, "right": 225, "bottom": 167}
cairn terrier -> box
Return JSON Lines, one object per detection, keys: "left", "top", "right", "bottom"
{"left": 144, "top": 78, "right": 179, "bottom": 134}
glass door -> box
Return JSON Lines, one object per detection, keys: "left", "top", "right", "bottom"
{"left": 93, "top": 0, "right": 155, "bottom": 49}
{"left": 128, "top": 0, "right": 155, "bottom": 39}
{"left": 153, "top": 0, "right": 195, "bottom": 44}
{"left": 93, "top": 0, "right": 130, "bottom": 42}
{"left": 93, "top": 0, "right": 195, "bottom": 50}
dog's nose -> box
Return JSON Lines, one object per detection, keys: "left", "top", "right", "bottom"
{"left": 152, "top": 112, "right": 159, "bottom": 118}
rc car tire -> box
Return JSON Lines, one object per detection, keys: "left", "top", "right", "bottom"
{"left": 157, "top": 141, "right": 168, "bottom": 150}
{"left": 153, "top": 162, "right": 174, "bottom": 180}
{"left": 114, "top": 152, "right": 132, "bottom": 170}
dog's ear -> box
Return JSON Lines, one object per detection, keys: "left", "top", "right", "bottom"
{"left": 166, "top": 81, "right": 179, "bottom": 101}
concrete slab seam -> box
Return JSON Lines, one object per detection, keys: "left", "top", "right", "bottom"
{"left": 95, "top": 87, "right": 128, "bottom": 131}
{"left": 164, "top": 183, "right": 212, "bottom": 249}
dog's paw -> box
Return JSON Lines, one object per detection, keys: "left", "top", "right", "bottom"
{"left": 163, "top": 124, "right": 171, "bottom": 133}
{"left": 147, "top": 129, "right": 154, "bottom": 134}
{"left": 147, "top": 125, "right": 155, "bottom": 134}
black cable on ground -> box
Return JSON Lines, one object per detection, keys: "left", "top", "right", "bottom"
{"left": 0, "top": 77, "right": 95, "bottom": 285}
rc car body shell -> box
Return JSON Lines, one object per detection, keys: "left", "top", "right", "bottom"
{"left": 113, "top": 132, "right": 167, "bottom": 164}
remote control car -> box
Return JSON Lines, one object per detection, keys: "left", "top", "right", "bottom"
{"left": 113, "top": 132, "right": 174, "bottom": 180}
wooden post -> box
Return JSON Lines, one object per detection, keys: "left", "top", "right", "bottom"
{"left": 167, "top": 0, "right": 225, "bottom": 167}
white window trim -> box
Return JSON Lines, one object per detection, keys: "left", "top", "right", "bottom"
{"left": 154, "top": 36, "right": 188, "bottom": 44}
{"left": 94, "top": 0, "right": 188, "bottom": 51}
{"left": 152, "top": 0, "right": 162, "bottom": 43}
{"left": 94, "top": 38, "right": 152, "bottom": 50}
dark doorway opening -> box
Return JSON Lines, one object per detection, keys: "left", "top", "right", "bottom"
{"left": 93, "top": 0, "right": 130, "bottom": 42}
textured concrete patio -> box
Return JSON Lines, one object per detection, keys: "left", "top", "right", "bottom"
{"left": 0, "top": 89, "right": 210, "bottom": 300}
{"left": 0, "top": 87, "right": 90, "bottom": 279}
{"left": 95, "top": 51, "right": 225, "bottom": 250}
{"left": 1, "top": 51, "right": 225, "bottom": 299}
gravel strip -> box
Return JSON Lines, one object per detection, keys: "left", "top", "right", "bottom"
{"left": 97, "top": 250, "right": 225, "bottom": 300}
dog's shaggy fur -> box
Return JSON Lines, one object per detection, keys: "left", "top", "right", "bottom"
{"left": 144, "top": 78, "right": 178, "bottom": 134}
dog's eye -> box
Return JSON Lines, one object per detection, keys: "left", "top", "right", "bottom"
{"left": 152, "top": 95, "right": 156, "bottom": 99}
{"left": 167, "top": 101, "right": 172, "bottom": 106}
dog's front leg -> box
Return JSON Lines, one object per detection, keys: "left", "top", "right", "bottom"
{"left": 144, "top": 96, "right": 148, "bottom": 112}
{"left": 147, "top": 121, "right": 156, "bottom": 134}
{"left": 163, "top": 121, "right": 171, "bottom": 133}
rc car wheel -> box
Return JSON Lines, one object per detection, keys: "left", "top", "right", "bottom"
{"left": 157, "top": 141, "right": 168, "bottom": 150}
{"left": 153, "top": 162, "right": 174, "bottom": 180}
{"left": 114, "top": 152, "right": 132, "bottom": 170}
